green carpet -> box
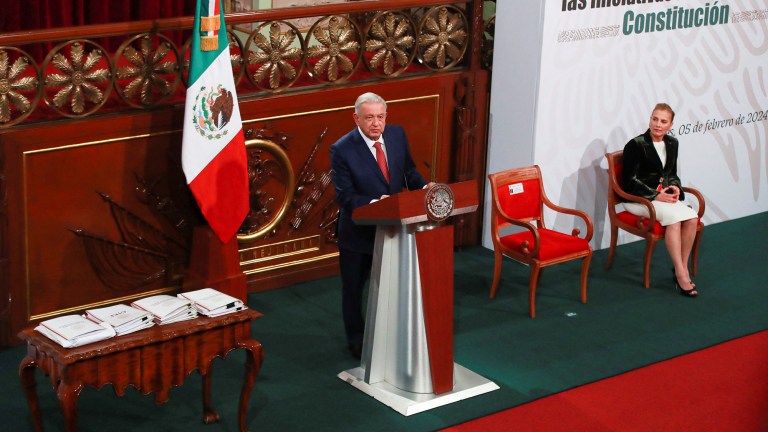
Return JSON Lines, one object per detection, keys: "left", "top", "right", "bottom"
{"left": 2, "top": 212, "right": 766, "bottom": 431}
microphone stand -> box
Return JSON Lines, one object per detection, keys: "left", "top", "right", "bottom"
{"left": 423, "top": 161, "right": 436, "bottom": 183}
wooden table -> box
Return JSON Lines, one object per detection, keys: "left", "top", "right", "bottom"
{"left": 18, "top": 309, "right": 264, "bottom": 432}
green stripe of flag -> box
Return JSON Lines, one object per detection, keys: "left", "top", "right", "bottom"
{"left": 188, "top": 0, "right": 229, "bottom": 86}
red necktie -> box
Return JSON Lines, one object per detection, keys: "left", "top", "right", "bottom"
{"left": 373, "top": 142, "right": 389, "bottom": 183}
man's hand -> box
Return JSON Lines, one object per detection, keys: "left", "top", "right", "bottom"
{"left": 427, "top": 182, "right": 436, "bottom": 188}
{"left": 380, "top": 195, "right": 390, "bottom": 199}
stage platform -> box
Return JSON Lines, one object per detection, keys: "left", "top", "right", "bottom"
{"left": 2, "top": 212, "right": 767, "bottom": 432}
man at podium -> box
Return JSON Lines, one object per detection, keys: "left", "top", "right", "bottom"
{"left": 330, "top": 92, "right": 432, "bottom": 358}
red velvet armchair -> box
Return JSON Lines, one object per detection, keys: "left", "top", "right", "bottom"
{"left": 488, "top": 166, "right": 593, "bottom": 318}
{"left": 604, "top": 150, "right": 705, "bottom": 288}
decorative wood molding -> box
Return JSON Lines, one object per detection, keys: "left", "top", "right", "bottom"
{"left": 0, "top": 2, "right": 483, "bottom": 129}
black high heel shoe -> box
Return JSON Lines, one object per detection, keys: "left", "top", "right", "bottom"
{"left": 673, "top": 267, "right": 697, "bottom": 291}
{"left": 673, "top": 271, "right": 697, "bottom": 297}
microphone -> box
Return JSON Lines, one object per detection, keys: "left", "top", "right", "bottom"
{"left": 423, "top": 161, "right": 436, "bottom": 183}
{"left": 395, "top": 167, "right": 410, "bottom": 192}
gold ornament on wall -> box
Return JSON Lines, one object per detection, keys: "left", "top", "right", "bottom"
{"left": 363, "top": 11, "right": 417, "bottom": 78}
{"left": 245, "top": 21, "right": 305, "bottom": 92}
{"left": 42, "top": 40, "right": 113, "bottom": 117}
{"left": 238, "top": 139, "right": 296, "bottom": 243}
{"left": 0, "top": 47, "right": 41, "bottom": 127}
{"left": 417, "top": 6, "right": 469, "bottom": 71}
{"left": 306, "top": 16, "right": 362, "bottom": 84}
{"left": 114, "top": 34, "right": 181, "bottom": 108}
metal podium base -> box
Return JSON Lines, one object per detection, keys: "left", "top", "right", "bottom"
{"left": 338, "top": 363, "right": 499, "bottom": 416}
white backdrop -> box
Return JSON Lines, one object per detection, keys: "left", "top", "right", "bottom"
{"left": 516, "top": 0, "right": 768, "bottom": 250}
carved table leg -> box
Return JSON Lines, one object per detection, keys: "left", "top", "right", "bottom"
{"left": 238, "top": 340, "right": 264, "bottom": 432}
{"left": 201, "top": 361, "right": 219, "bottom": 424}
{"left": 56, "top": 381, "right": 83, "bottom": 432}
{"left": 19, "top": 356, "right": 44, "bottom": 432}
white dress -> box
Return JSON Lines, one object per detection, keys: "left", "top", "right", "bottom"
{"left": 622, "top": 141, "right": 698, "bottom": 227}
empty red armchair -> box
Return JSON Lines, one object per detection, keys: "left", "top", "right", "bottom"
{"left": 604, "top": 150, "right": 705, "bottom": 287}
{"left": 488, "top": 166, "right": 593, "bottom": 318}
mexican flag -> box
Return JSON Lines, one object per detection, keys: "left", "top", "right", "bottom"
{"left": 182, "top": 0, "right": 248, "bottom": 243}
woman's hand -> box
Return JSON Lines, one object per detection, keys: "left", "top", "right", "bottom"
{"left": 654, "top": 185, "right": 680, "bottom": 203}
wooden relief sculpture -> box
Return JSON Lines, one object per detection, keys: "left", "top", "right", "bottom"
{"left": 287, "top": 129, "right": 333, "bottom": 232}
{"left": 238, "top": 131, "right": 296, "bottom": 243}
{"left": 69, "top": 193, "right": 187, "bottom": 291}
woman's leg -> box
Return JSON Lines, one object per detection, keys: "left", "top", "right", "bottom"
{"left": 680, "top": 218, "right": 698, "bottom": 278}
{"left": 664, "top": 222, "right": 696, "bottom": 293}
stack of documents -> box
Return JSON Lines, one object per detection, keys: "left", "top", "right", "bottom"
{"left": 36, "top": 315, "right": 116, "bottom": 348}
{"left": 85, "top": 304, "right": 154, "bottom": 336}
{"left": 131, "top": 295, "right": 197, "bottom": 325}
{"left": 178, "top": 288, "right": 247, "bottom": 317}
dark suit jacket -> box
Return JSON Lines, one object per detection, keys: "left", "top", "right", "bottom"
{"left": 330, "top": 125, "right": 428, "bottom": 254}
{"left": 622, "top": 129, "right": 685, "bottom": 202}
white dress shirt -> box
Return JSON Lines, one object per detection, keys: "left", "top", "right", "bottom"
{"left": 652, "top": 140, "right": 666, "bottom": 167}
{"left": 357, "top": 126, "right": 388, "bottom": 164}
{"left": 357, "top": 127, "right": 427, "bottom": 203}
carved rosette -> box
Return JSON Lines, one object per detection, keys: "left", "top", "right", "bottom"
{"left": 114, "top": 34, "right": 181, "bottom": 108}
{"left": 42, "top": 40, "right": 113, "bottom": 118}
{"left": 0, "top": 47, "right": 40, "bottom": 127}
{"left": 181, "top": 30, "right": 245, "bottom": 88}
{"left": 306, "top": 16, "right": 362, "bottom": 84}
{"left": 363, "top": 11, "right": 417, "bottom": 78}
{"left": 245, "top": 21, "right": 305, "bottom": 92}
{"left": 482, "top": 14, "right": 495, "bottom": 71}
{"left": 417, "top": 6, "right": 469, "bottom": 71}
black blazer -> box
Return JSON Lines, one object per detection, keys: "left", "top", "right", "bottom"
{"left": 621, "top": 129, "right": 685, "bottom": 202}
{"left": 329, "top": 125, "right": 427, "bottom": 254}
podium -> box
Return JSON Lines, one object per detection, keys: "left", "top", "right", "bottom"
{"left": 337, "top": 181, "right": 499, "bottom": 416}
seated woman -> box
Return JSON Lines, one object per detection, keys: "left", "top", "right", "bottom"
{"left": 622, "top": 103, "right": 699, "bottom": 297}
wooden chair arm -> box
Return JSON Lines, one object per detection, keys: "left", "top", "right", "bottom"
{"left": 542, "top": 198, "right": 594, "bottom": 242}
{"left": 610, "top": 182, "right": 657, "bottom": 233}
{"left": 493, "top": 204, "right": 541, "bottom": 260}
{"left": 681, "top": 187, "right": 705, "bottom": 219}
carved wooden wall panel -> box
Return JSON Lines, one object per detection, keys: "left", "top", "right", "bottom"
{"left": 236, "top": 73, "right": 459, "bottom": 291}
{"left": 0, "top": 1, "right": 493, "bottom": 347}
{"left": 6, "top": 115, "right": 194, "bottom": 329}
{"left": 0, "top": 69, "right": 481, "bottom": 344}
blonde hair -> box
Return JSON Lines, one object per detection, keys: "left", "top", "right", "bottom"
{"left": 653, "top": 103, "right": 675, "bottom": 121}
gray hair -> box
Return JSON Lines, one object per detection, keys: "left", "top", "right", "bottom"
{"left": 355, "top": 92, "right": 387, "bottom": 116}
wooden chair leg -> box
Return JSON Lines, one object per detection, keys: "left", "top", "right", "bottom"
{"left": 643, "top": 238, "right": 657, "bottom": 289}
{"left": 490, "top": 248, "right": 503, "bottom": 298}
{"left": 529, "top": 263, "right": 540, "bottom": 318}
{"left": 691, "top": 228, "right": 703, "bottom": 276}
{"left": 605, "top": 225, "right": 618, "bottom": 270}
{"left": 580, "top": 250, "right": 592, "bottom": 304}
